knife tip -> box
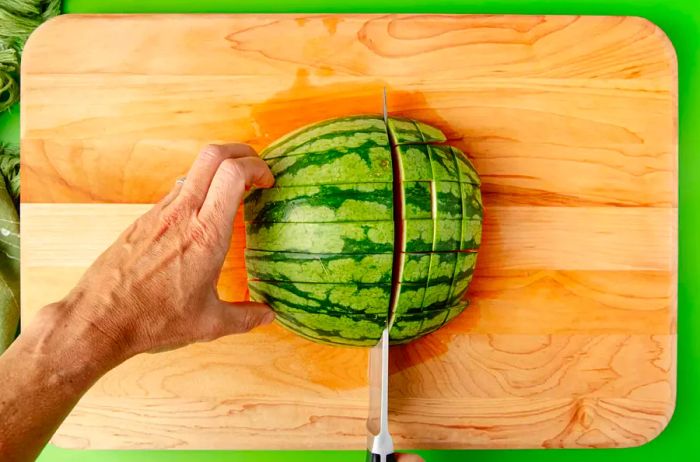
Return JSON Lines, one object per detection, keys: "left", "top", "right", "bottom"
{"left": 382, "top": 87, "right": 388, "bottom": 122}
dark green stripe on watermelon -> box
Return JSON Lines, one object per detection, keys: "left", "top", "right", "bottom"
{"left": 452, "top": 146, "right": 481, "bottom": 185}
{"left": 427, "top": 252, "right": 462, "bottom": 281}
{"left": 246, "top": 221, "right": 394, "bottom": 254}
{"left": 402, "top": 181, "right": 433, "bottom": 219}
{"left": 262, "top": 116, "right": 388, "bottom": 159}
{"left": 278, "top": 129, "right": 389, "bottom": 158}
{"left": 244, "top": 183, "right": 393, "bottom": 223}
{"left": 450, "top": 252, "right": 478, "bottom": 300}
{"left": 248, "top": 280, "right": 391, "bottom": 316}
{"left": 429, "top": 144, "right": 460, "bottom": 182}
{"left": 386, "top": 316, "right": 425, "bottom": 343}
{"left": 274, "top": 313, "right": 382, "bottom": 347}
{"left": 401, "top": 181, "right": 482, "bottom": 221}
{"left": 389, "top": 299, "right": 469, "bottom": 345}
{"left": 245, "top": 250, "right": 393, "bottom": 284}
{"left": 460, "top": 182, "right": 483, "bottom": 221}
{"left": 416, "top": 308, "right": 450, "bottom": 334}
{"left": 435, "top": 181, "right": 463, "bottom": 219}
{"left": 443, "top": 300, "right": 469, "bottom": 327}
{"left": 394, "top": 283, "right": 452, "bottom": 315}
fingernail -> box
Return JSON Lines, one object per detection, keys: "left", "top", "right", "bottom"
{"left": 262, "top": 311, "right": 276, "bottom": 325}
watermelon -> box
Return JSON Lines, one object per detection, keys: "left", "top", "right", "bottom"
{"left": 244, "top": 115, "right": 481, "bottom": 346}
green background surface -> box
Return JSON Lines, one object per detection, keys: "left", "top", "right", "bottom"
{"left": 0, "top": 0, "right": 696, "bottom": 460}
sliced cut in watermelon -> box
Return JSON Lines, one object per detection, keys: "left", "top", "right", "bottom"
{"left": 246, "top": 221, "right": 394, "bottom": 254}
{"left": 245, "top": 250, "right": 393, "bottom": 284}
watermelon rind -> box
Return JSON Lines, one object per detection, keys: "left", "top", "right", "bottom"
{"left": 244, "top": 114, "right": 482, "bottom": 346}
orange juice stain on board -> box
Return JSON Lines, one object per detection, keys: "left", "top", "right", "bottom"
{"left": 322, "top": 16, "right": 340, "bottom": 35}
{"left": 250, "top": 67, "right": 461, "bottom": 148}
{"left": 249, "top": 68, "right": 384, "bottom": 147}
{"left": 294, "top": 16, "right": 339, "bottom": 33}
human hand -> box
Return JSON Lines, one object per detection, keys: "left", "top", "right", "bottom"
{"left": 44, "top": 143, "right": 276, "bottom": 361}
{"left": 396, "top": 454, "right": 425, "bottom": 462}
{"left": 0, "top": 143, "right": 429, "bottom": 462}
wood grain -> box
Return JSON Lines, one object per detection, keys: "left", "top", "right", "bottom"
{"left": 21, "top": 204, "right": 676, "bottom": 271}
{"left": 44, "top": 334, "right": 675, "bottom": 449}
{"left": 20, "top": 14, "right": 677, "bottom": 449}
{"left": 21, "top": 15, "right": 676, "bottom": 207}
{"left": 22, "top": 203, "right": 676, "bottom": 336}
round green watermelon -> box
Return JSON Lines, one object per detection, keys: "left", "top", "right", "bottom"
{"left": 244, "top": 115, "right": 482, "bottom": 346}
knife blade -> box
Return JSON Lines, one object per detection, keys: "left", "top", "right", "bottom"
{"left": 366, "top": 328, "right": 395, "bottom": 462}
{"left": 382, "top": 86, "right": 389, "bottom": 125}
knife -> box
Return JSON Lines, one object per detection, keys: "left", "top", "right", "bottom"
{"left": 366, "top": 328, "right": 396, "bottom": 462}
{"left": 366, "top": 88, "right": 396, "bottom": 462}
{"left": 366, "top": 87, "right": 397, "bottom": 462}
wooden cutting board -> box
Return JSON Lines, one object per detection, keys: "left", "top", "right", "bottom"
{"left": 20, "top": 14, "right": 677, "bottom": 450}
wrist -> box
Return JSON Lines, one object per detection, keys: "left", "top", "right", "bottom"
{"left": 21, "top": 298, "right": 130, "bottom": 387}
{"left": 0, "top": 297, "right": 130, "bottom": 460}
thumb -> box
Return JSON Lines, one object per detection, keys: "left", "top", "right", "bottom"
{"left": 396, "top": 454, "right": 425, "bottom": 462}
{"left": 214, "top": 300, "right": 276, "bottom": 335}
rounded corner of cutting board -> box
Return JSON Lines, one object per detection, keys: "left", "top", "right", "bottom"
{"left": 629, "top": 16, "right": 678, "bottom": 76}
{"left": 616, "top": 395, "right": 677, "bottom": 449}
{"left": 21, "top": 15, "right": 82, "bottom": 74}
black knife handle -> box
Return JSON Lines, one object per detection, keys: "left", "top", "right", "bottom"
{"left": 366, "top": 451, "right": 397, "bottom": 462}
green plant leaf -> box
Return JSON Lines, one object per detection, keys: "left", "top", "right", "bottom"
{"left": 0, "top": 142, "right": 19, "bottom": 207}
{"left": 0, "top": 175, "right": 19, "bottom": 352}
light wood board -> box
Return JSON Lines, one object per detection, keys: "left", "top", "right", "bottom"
{"left": 20, "top": 14, "right": 677, "bottom": 449}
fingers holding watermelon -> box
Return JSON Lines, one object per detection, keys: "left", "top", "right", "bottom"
{"left": 0, "top": 143, "right": 281, "bottom": 460}
{"left": 180, "top": 143, "right": 258, "bottom": 202}
{"left": 28, "top": 143, "right": 277, "bottom": 359}
{"left": 395, "top": 454, "right": 425, "bottom": 462}
{"left": 204, "top": 300, "right": 277, "bottom": 339}
{"left": 199, "top": 155, "right": 274, "bottom": 230}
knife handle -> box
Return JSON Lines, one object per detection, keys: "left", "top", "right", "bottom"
{"left": 366, "top": 451, "right": 397, "bottom": 462}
